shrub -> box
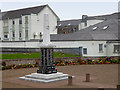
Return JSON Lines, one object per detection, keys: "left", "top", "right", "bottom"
{"left": 113, "top": 59, "right": 118, "bottom": 63}
{"left": 2, "top": 66, "right": 5, "bottom": 70}
{"left": 2, "top": 61, "right": 6, "bottom": 66}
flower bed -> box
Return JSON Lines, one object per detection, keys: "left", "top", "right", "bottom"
{"left": 2, "top": 63, "right": 39, "bottom": 70}
{"left": 54, "top": 58, "right": 119, "bottom": 66}
{"left": 2, "top": 57, "right": 119, "bottom": 70}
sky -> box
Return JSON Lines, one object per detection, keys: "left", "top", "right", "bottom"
{"left": 0, "top": 1, "right": 119, "bottom": 20}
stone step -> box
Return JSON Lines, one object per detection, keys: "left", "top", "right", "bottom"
{"left": 19, "top": 72, "right": 75, "bottom": 83}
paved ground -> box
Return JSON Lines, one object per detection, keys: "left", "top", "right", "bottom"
{"left": 2, "top": 64, "right": 118, "bottom": 88}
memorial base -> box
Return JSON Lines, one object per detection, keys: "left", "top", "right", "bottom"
{"left": 19, "top": 72, "right": 75, "bottom": 83}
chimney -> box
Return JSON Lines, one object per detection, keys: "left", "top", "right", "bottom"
{"left": 82, "top": 15, "right": 88, "bottom": 21}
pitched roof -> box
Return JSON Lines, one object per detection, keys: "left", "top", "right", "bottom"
{"left": 1, "top": 5, "right": 47, "bottom": 20}
{"left": 87, "top": 12, "right": 120, "bottom": 20}
{"left": 57, "top": 12, "right": 120, "bottom": 27}
{"left": 51, "top": 18, "right": 119, "bottom": 41}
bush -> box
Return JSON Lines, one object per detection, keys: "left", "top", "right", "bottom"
{"left": 2, "top": 61, "right": 6, "bottom": 66}
{"left": 2, "top": 66, "right": 5, "bottom": 70}
{"left": 113, "top": 59, "right": 118, "bottom": 63}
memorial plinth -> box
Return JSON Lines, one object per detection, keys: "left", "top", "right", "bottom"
{"left": 37, "top": 46, "right": 57, "bottom": 74}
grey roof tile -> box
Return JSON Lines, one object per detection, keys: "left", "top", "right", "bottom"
{"left": 1, "top": 5, "right": 47, "bottom": 20}
{"left": 51, "top": 17, "right": 119, "bottom": 41}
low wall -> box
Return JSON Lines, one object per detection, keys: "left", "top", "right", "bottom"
{"left": 1, "top": 57, "right": 81, "bottom": 65}
{"left": 1, "top": 59, "right": 40, "bottom": 66}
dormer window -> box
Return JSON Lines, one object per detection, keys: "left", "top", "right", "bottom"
{"left": 103, "top": 26, "right": 108, "bottom": 30}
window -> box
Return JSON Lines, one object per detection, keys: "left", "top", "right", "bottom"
{"left": 25, "top": 30, "right": 28, "bottom": 40}
{"left": 25, "top": 16, "right": 28, "bottom": 24}
{"left": 19, "top": 17, "right": 22, "bottom": 24}
{"left": 12, "top": 32, "right": 15, "bottom": 38}
{"left": 99, "top": 44, "right": 103, "bottom": 52}
{"left": 3, "top": 20, "right": 8, "bottom": 26}
{"left": 12, "top": 20, "right": 15, "bottom": 24}
{"left": 83, "top": 48, "right": 87, "bottom": 54}
{"left": 84, "top": 21, "right": 87, "bottom": 26}
{"left": 19, "top": 32, "right": 22, "bottom": 38}
{"left": 4, "top": 32, "right": 8, "bottom": 38}
{"left": 19, "top": 20, "right": 22, "bottom": 24}
{"left": 114, "top": 45, "right": 120, "bottom": 53}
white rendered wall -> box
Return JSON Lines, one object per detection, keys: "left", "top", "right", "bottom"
{"left": 106, "top": 43, "right": 119, "bottom": 57}
{"left": 15, "top": 18, "right": 19, "bottom": 41}
{"left": 1, "top": 40, "right": 119, "bottom": 57}
{"left": 30, "top": 14, "right": 39, "bottom": 40}
{"left": 30, "top": 6, "right": 57, "bottom": 40}
{"left": 8, "top": 19, "right": 12, "bottom": 41}
{"left": 0, "top": 20, "right": 3, "bottom": 40}
{"left": 22, "top": 16, "right": 25, "bottom": 40}
{"left": 79, "top": 20, "right": 104, "bottom": 30}
{"left": 52, "top": 41, "right": 107, "bottom": 57}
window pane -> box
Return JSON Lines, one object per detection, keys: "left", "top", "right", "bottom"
{"left": 4, "top": 32, "right": 8, "bottom": 38}
{"left": 19, "top": 20, "right": 22, "bottom": 24}
{"left": 19, "top": 32, "right": 22, "bottom": 38}
{"left": 12, "top": 20, "right": 15, "bottom": 24}
{"left": 12, "top": 32, "right": 15, "bottom": 37}
{"left": 83, "top": 48, "right": 87, "bottom": 54}
{"left": 114, "top": 45, "right": 120, "bottom": 53}
{"left": 25, "top": 16, "right": 28, "bottom": 24}
{"left": 99, "top": 44, "right": 103, "bottom": 52}
{"left": 3, "top": 20, "right": 8, "bottom": 26}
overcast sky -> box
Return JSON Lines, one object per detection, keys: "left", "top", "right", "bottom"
{"left": 0, "top": 1, "right": 119, "bottom": 20}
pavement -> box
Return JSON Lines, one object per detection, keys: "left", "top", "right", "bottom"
{"left": 2, "top": 64, "right": 118, "bottom": 88}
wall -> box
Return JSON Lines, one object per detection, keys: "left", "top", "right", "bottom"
{"left": 79, "top": 20, "right": 104, "bottom": 30}
{"left": 1, "top": 6, "right": 58, "bottom": 41}
{"left": 2, "top": 57, "right": 81, "bottom": 65}
{"left": 57, "top": 25, "right": 79, "bottom": 34}
{"left": 1, "top": 40, "right": 119, "bottom": 57}
{"left": 106, "top": 42, "right": 119, "bottom": 57}
{"left": 0, "top": 20, "right": 3, "bottom": 40}
{"left": 52, "top": 41, "right": 107, "bottom": 57}
{"left": 30, "top": 6, "right": 58, "bottom": 40}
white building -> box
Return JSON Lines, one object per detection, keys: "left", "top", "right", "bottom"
{"left": 0, "top": 4, "right": 119, "bottom": 58}
{"left": 51, "top": 13, "right": 120, "bottom": 57}
{"left": 0, "top": 4, "right": 59, "bottom": 41}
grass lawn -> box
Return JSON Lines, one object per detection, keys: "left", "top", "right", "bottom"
{"left": 1, "top": 52, "right": 80, "bottom": 60}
